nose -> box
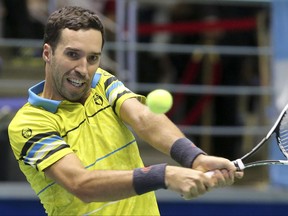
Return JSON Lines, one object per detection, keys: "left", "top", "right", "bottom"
{"left": 76, "top": 58, "right": 89, "bottom": 76}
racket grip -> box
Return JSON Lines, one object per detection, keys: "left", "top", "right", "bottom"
{"left": 233, "top": 159, "right": 245, "bottom": 171}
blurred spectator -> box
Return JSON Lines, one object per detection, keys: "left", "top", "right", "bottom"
{"left": 2, "top": 0, "right": 44, "bottom": 39}
{"left": 26, "top": 0, "right": 49, "bottom": 25}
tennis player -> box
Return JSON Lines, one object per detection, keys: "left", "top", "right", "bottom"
{"left": 8, "top": 6, "right": 243, "bottom": 215}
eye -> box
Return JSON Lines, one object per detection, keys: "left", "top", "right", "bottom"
{"left": 66, "top": 51, "right": 79, "bottom": 59}
{"left": 87, "top": 54, "right": 100, "bottom": 64}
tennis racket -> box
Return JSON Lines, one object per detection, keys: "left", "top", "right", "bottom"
{"left": 233, "top": 103, "right": 288, "bottom": 171}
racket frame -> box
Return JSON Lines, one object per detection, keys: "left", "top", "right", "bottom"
{"left": 233, "top": 103, "right": 288, "bottom": 170}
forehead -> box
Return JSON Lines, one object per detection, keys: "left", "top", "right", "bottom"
{"left": 58, "top": 28, "right": 102, "bottom": 52}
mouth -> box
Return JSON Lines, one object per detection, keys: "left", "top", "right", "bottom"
{"left": 67, "top": 78, "right": 85, "bottom": 87}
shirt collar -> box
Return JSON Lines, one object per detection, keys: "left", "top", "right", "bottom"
{"left": 28, "top": 81, "right": 61, "bottom": 113}
{"left": 28, "top": 72, "right": 101, "bottom": 113}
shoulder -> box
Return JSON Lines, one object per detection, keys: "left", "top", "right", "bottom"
{"left": 92, "top": 68, "right": 116, "bottom": 88}
{"left": 8, "top": 103, "right": 59, "bottom": 141}
{"left": 11, "top": 103, "right": 56, "bottom": 125}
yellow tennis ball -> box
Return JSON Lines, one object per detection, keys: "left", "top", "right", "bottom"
{"left": 146, "top": 89, "right": 173, "bottom": 114}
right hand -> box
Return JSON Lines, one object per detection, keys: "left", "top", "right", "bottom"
{"left": 165, "top": 165, "right": 215, "bottom": 200}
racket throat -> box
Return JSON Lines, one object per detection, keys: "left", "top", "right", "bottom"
{"left": 233, "top": 159, "right": 245, "bottom": 170}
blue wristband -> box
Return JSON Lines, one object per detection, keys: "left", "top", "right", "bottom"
{"left": 170, "top": 138, "right": 206, "bottom": 168}
{"left": 133, "top": 163, "right": 167, "bottom": 195}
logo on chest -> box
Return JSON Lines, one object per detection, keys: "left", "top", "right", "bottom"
{"left": 93, "top": 93, "right": 103, "bottom": 106}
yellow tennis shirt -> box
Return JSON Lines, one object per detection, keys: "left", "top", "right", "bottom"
{"left": 8, "top": 68, "right": 160, "bottom": 215}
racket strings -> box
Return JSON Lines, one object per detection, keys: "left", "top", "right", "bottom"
{"left": 278, "top": 111, "right": 288, "bottom": 157}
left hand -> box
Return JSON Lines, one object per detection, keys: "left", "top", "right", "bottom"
{"left": 192, "top": 154, "right": 244, "bottom": 187}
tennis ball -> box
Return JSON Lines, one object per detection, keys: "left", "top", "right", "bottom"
{"left": 146, "top": 89, "right": 173, "bottom": 114}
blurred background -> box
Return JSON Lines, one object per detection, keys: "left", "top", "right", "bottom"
{"left": 0, "top": 0, "right": 288, "bottom": 215}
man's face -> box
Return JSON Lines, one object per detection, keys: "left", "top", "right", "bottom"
{"left": 43, "top": 28, "right": 102, "bottom": 103}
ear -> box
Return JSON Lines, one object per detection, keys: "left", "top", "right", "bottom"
{"left": 42, "top": 43, "right": 52, "bottom": 63}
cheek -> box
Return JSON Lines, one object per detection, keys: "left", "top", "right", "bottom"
{"left": 50, "top": 61, "right": 67, "bottom": 83}
{"left": 53, "top": 58, "right": 73, "bottom": 73}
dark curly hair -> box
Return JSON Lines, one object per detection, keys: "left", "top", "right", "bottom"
{"left": 44, "top": 6, "right": 105, "bottom": 52}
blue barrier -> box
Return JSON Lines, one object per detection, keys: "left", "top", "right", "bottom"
{"left": 1, "top": 199, "right": 288, "bottom": 216}
{"left": 0, "top": 97, "right": 26, "bottom": 111}
{"left": 158, "top": 201, "right": 288, "bottom": 216}
{"left": 0, "top": 199, "right": 45, "bottom": 216}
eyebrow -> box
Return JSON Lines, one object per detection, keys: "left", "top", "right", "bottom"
{"left": 65, "top": 47, "right": 101, "bottom": 55}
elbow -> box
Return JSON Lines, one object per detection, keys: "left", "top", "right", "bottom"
{"left": 67, "top": 183, "right": 94, "bottom": 203}
{"left": 77, "top": 195, "right": 93, "bottom": 203}
{"left": 71, "top": 187, "right": 94, "bottom": 203}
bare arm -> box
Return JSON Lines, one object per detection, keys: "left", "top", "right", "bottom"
{"left": 44, "top": 153, "right": 136, "bottom": 203}
{"left": 44, "top": 153, "right": 215, "bottom": 202}
{"left": 120, "top": 98, "right": 184, "bottom": 155}
{"left": 120, "top": 98, "right": 244, "bottom": 180}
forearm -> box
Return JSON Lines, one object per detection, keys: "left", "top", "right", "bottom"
{"left": 45, "top": 155, "right": 137, "bottom": 202}
{"left": 130, "top": 108, "right": 206, "bottom": 168}
{"left": 45, "top": 154, "right": 167, "bottom": 203}
{"left": 131, "top": 108, "right": 185, "bottom": 155}
{"left": 71, "top": 169, "right": 136, "bottom": 202}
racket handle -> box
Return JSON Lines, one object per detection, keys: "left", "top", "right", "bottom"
{"left": 233, "top": 159, "right": 245, "bottom": 171}
{"left": 205, "top": 160, "right": 244, "bottom": 178}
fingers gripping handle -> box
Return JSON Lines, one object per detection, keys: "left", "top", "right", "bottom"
{"left": 233, "top": 159, "right": 245, "bottom": 171}
{"left": 204, "top": 159, "right": 245, "bottom": 178}
{"left": 204, "top": 171, "right": 214, "bottom": 178}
